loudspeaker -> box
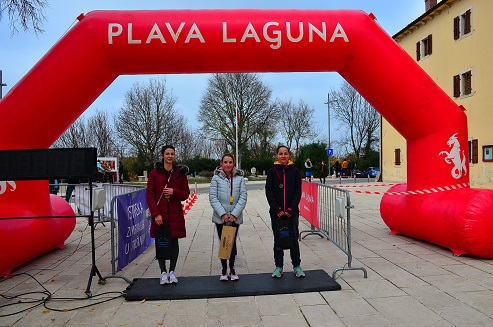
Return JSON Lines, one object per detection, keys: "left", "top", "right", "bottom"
{"left": 91, "top": 187, "right": 106, "bottom": 211}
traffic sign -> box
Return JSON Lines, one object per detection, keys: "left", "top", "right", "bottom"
{"left": 327, "top": 148, "right": 333, "bottom": 156}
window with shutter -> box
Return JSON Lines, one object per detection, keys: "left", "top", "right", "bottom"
{"left": 469, "top": 139, "right": 478, "bottom": 164}
{"left": 455, "top": 8, "right": 473, "bottom": 39}
{"left": 462, "top": 70, "right": 472, "bottom": 95}
{"left": 463, "top": 9, "right": 471, "bottom": 34}
{"left": 427, "top": 34, "right": 432, "bottom": 55}
{"left": 453, "top": 16, "right": 460, "bottom": 39}
{"left": 417, "top": 34, "right": 432, "bottom": 61}
{"left": 453, "top": 75, "right": 460, "bottom": 97}
{"left": 394, "top": 148, "right": 401, "bottom": 166}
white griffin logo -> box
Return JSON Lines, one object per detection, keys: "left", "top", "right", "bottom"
{"left": 0, "top": 181, "right": 16, "bottom": 195}
{"left": 438, "top": 133, "right": 467, "bottom": 179}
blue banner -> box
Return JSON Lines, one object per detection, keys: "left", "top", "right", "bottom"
{"left": 116, "top": 189, "right": 153, "bottom": 272}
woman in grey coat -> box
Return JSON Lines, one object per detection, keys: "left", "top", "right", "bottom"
{"left": 209, "top": 154, "right": 247, "bottom": 280}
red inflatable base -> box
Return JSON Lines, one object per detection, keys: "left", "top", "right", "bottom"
{"left": 0, "top": 195, "right": 76, "bottom": 277}
{"left": 381, "top": 184, "right": 493, "bottom": 258}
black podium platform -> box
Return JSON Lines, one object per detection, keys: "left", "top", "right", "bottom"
{"left": 124, "top": 269, "right": 341, "bottom": 301}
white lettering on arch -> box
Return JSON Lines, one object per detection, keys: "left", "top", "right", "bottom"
{"left": 330, "top": 22, "right": 349, "bottom": 42}
{"left": 166, "top": 22, "right": 185, "bottom": 43}
{"left": 108, "top": 23, "right": 122, "bottom": 44}
{"left": 308, "top": 22, "right": 326, "bottom": 42}
{"left": 185, "top": 23, "right": 205, "bottom": 43}
{"left": 263, "top": 22, "right": 281, "bottom": 49}
{"left": 286, "top": 22, "right": 303, "bottom": 42}
{"left": 128, "top": 23, "right": 141, "bottom": 44}
{"left": 146, "top": 23, "right": 166, "bottom": 43}
{"left": 241, "top": 23, "right": 261, "bottom": 43}
{"left": 222, "top": 22, "right": 236, "bottom": 42}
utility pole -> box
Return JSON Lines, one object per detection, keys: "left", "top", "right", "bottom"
{"left": 324, "top": 93, "right": 337, "bottom": 174}
{"left": 0, "top": 70, "right": 7, "bottom": 99}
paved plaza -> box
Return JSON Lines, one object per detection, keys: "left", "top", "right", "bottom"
{"left": 1, "top": 180, "right": 493, "bottom": 326}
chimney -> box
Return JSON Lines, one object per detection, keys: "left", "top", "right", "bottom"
{"left": 425, "top": 0, "right": 438, "bottom": 11}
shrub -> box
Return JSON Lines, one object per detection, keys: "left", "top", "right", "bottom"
{"left": 198, "top": 170, "right": 214, "bottom": 178}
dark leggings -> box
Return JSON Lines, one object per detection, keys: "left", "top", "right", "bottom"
{"left": 271, "top": 213, "right": 301, "bottom": 268}
{"left": 158, "top": 238, "right": 179, "bottom": 273}
{"left": 216, "top": 223, "right": 239, "bottom": 271}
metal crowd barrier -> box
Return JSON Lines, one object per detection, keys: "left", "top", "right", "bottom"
{"left": 300, "top": 183, "right": 367, "bottom": 279}
{"left": 103, "top": 187, "right": 146, "bottom": 284}
{"left": 60, "top": 183, "right": 144, "bottom": 224}
{"left": 103, "top": 183, "right": 198, "bottom": 283}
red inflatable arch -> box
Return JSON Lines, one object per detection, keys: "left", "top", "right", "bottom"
{"left": 1, "top": 9, "right": 493, "bottom": 275}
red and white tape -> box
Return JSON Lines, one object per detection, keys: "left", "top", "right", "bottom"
{"left": 330, "top": 182, "right": 470, "bottom": 196}
{"left": 330, "top": 183, "right": 395, "bottom": 188}
{"left": 385, "top": 183, "right": 470, "bottom": 196}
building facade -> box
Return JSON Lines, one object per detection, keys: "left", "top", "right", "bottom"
{"left": 382, "top": 0, "right": 493, "bottom": 188}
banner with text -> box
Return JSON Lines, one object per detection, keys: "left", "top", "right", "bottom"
{"left": 116, "top": 189, "right": 153, "bottom": 272}
{"left": 300, "top": 181, "right": 319, "bottom": 229}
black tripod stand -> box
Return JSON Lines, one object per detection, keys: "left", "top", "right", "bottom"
{"left": 85, "top": 181, "right": 105, "bottom": 297}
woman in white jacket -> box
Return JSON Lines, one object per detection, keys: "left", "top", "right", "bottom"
{"left": 209, "top": 154, "right": 247, "bottom": 280}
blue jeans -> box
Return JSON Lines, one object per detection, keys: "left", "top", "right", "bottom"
{"left": 65, "top": 184, "right": 75, "bottom": 202}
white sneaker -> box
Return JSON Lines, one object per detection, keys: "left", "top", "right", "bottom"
{"left": 160, "top": 272, "right": 169, "bottom": 285}
{"left": 169, "top": 271, "right": 178, "bottom": 284}
{"left": 229, "top": 270, "right": 239, "bottom": 281}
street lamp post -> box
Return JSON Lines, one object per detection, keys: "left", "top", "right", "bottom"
{"left": 324, "top": 93, "right": 337, "bottom": 176}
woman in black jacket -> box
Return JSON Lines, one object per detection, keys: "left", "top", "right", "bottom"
{"left": 265, "top": 145, "right": 305, "bottom": 278}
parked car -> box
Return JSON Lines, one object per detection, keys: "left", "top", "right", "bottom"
{"left": 364, "top": 167, "right": 380, "bottom": 178}
{"left": 352, "top": 169, "right": 365, "bottom": 178}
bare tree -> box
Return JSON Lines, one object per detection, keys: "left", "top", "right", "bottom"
{"left": 246, "top": 124, "right": 277, "bottom": 160}
{"left": 330, "top": 81, "right": 380, "bottom": 159}
{"left": 114, "top": 77, "right": 187, "bottom": 166}
{"left": 173, "top": 124, "right": 202, "bottom": 162}
{"left": 276, "top": 98, "right": 318, "bottom": 155}
{"left": 52, "top": 116, "right": 91, "bottom": 148}
{"left": 198, "top": 73, "right": 278, "bottom": 167}
{"left": 87, "top": 109, "right": 115, "bottom": 157}
{"left": 0, "top": 0, "right": 48, "bottom": 35}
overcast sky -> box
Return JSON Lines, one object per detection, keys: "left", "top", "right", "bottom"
{"left": 0, "top": 1, "right": 425, "bottom": 145}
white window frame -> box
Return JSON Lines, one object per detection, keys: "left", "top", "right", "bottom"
{"left": 394, "top": 147, "right": 401, "bottom": 166}
{"left": 458, "top": 7, "right": 473, "bottom": 40}
{"left": 460, "top": 67, "right": 474, "bottom": 98}
{"left": 419, "top": 36, "right": 431, "bottom": 60}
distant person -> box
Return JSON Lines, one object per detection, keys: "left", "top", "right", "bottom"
{"left": 118, "top": 161, "right": 124, "bottom": 184}
{"left": 348, "top": 158, "right": 355, "bottom": 177}
{"left": 96, "top": 160, "right": 104, "bottom": 183}
{"left": 266, "top": 145, "right": 305, "bottom": 278}
{"left": 320, "top": 161, "right": 327, "bottom": 184}
{"left": 304, "top": 158, "right": 313, "bottom": 182}
{"left": 49, "top": 179, "right": 59, "bottom": 195}
{"left": 334, "top": 160, "right": 341, "bottom": 177}
{"left": 209, "top": 154, "right": 247, "bottom": 281}
{"left": 341, "top": 158, "right": 349, "bottom": 177}
{"left": 146, "top": 145, "right": 190, "bottom": 285}
{"left": 64, "top": 176, "right": 79, "bottom": 203}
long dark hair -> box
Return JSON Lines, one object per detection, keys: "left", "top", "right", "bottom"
{"left": 155, "top": 145, "right": 176, "bottom": 172}
{"left": 161, "top": 145, "right": 175, "bottom": 164}
{"left": 276, "top": 145, "right": 290, "bottom": 154}
{"left": 221, "top": 153, "right": 235, "bottom": 164}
